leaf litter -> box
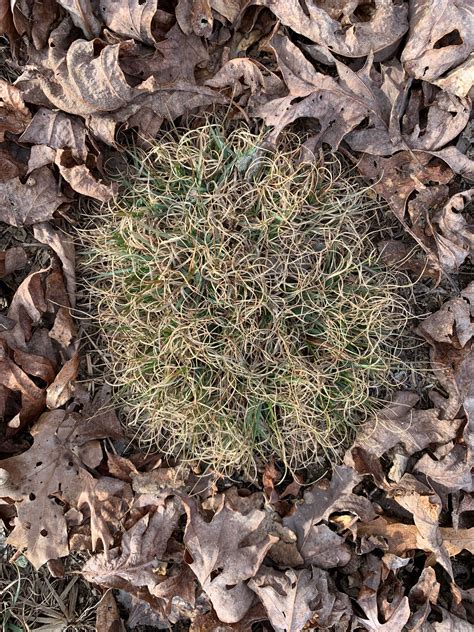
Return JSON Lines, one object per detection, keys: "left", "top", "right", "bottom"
{"left": 0, "top": 0, "right": 473, "bottom": 629}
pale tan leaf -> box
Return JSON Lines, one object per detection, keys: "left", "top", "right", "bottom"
{"left": 0, "top": 79, "right": 31, "bottom": 140}
{"left": 401, "top": 0, "right": 474, "bottom": 84}
{"left": 56, "top": 0, "right": 101, "bottom": 39}
{"left": 183, "top": 498, "right": 277, "bottom": 623}
{"left": 20, "top": 108, "right": 87, "bottom": 160}
{"left": 253, "top": 0, "right": 408, "bottom": 58}
{"left": 54, "top": 149, "right": 117, "bottom": 202}
{"left": 99, "top": 0, "right": 159, "bottom": 45}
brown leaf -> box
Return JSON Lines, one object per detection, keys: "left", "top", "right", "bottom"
{"left": 357, "top": 516, "right": 474, "bottom": 558}
{"left": 249, "top": 566, "right": 351, "bottom": 632}
{"left": 433, "top": 53, "right": 474, "bottom": 98}
{"left": 357, "top": 556, "right": 411, "bottom": 631}
{"left": 349, "top": 391, "right": 461, "bottom": 460}
{"left": 33, "top": 222, "right": 76, "bottom": 308}
{"left": 392, "top": 474, "right": 452, "bottom": 577}
{"left": 46, "top": 351, "right": 80, "bottom": 409}
{"left": 183, "top": 497, "right": 278, "bottom": 623}
{"left": 415, "top": 445, "right": 473, "bottom": 493}
{"left": 0, "top": 79, "right": 31, "bottom": 141}
{"left": 401, "top": 0, "right": 473, "bottom": 85}
{"left": 99, "top": 0, "right": 159, "bottom": 45}
{"left": 284, "top": 466, "right": 376, "bottom": 542}
{"left": 0, "top": 166, "right": 66, "bottom": 227}
{"left": 433, "top": 189, "right": 474, "bottom": 273}
{"left": 407, "top": 566, "right": 440, "bottom": 631}
{"left": 54, "top": 149, "right": 118, "bottom": 202}
{"left": 82, "top": 496, "right": 182, "bottom": 602}
{"left": 31, "top": 0, "right": 59, "bottom": 50}
{"left": 0, "top": 409, "right": 126, "bottom": 568}
{"left": 253, "top": 0, "right": 408, "bottom": 58}
{"left": 95, "top": 591, "right": 126, "bottom": 632}
{"left": 254, "top": 34, "right": 367, "bottom": 148}
{"left": 358, "top": 151, "right": 453, "bottom": 221}
{"left": 0, "top": 247, "right": 27, "bottom": 278}
{"left": 56, "top": 0, "right": 102, "bottom": 39}
{"left": 20, "top": 108, "right": 87, "bottom": 161}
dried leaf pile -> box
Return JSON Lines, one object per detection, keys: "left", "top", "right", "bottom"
{"left": 0, "top": 0, "right": 473, "bottom": 629}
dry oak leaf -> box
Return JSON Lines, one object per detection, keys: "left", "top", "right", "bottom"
{"left": 254, "top": 34, "right": 367, "bottom": 148}
{"left": 46, "top": 350, "right": 79, "bottom": 409}
{"left": 98, "top": 0, "right": 160, "bottom": 46}
{"left": 348, "top": 391, "right": 462, "bottom": 460}
{"left": 56, "top": 0, "right": 102, "bottom": 39}
{"left": 401, "top": 0, "right": 474, "bottom": 85}
{"left": 33, "top": 222, "right": 76, "bottom": 309}
{"left": 82, "top": 496, "right": 182, "bottom": 604}
{"left": 392, "top": 474, "right": 453, "bottom": 578}
{"left": 16, "top": 21, "right": 139, "bottom": 116}
{"left": 433, "top": 53, "right": 474, "bottom": 98}
{"left": 0, "top": 79, "right": 31, "bottom": 141}
{"left": 0, "top": 408, "right": 123, "bottom": 568}
{"left": 284, "top": 465, "right": 376, "bottom": 540}
{"left": 248, "top": 566, "right": 351, "bottom": 632}
{"left": 407, "top": 566, "right": 440, "bottom": 631}
{"left": 20, "top": 108, "right": 87, "bottom": 161}
{"left": 0, "top": 166, "right": 66, "bottom": 227}
{"left": 95, "top": 590, "right": 126, "bottom": 632}
{"left": 357, "top": 556, "right": 410, "bottom": 632}
{"left": 357, "top": 517, "right": 474, "bottom": 558}
{"left": 357, "top": 151, "right": 454, "bottom": 222}
{"left": 253, "top": 0, "right": 408, "bottom": 58}
{"left": 433, "top": 189, "right": 474, "bottom": 274}
{"left": 183, "top": 497, "right": 278, "bottom": 624}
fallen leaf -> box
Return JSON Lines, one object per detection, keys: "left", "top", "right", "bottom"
{"left": 357, "top": 555, "right": 411, "bottom": 631}
{"left": 95, "top": 591, "right": 126, "bottom": 632}
{"left": 392, "top": 474, "right": 452, "bottom": 577}
{"left": 349, "top": 391, "right": 462, "bottom": 460}
{"left": 46, "top": 351, "right": 80, "bottom": 409}
{"left": 183, "top": 497, "right": 278, "bottom": 623}
{"left": 253, "top": 0, "right": 408, "bottom": 58}
{"left": 54, "top": 149, "right": 117, "bottom": 202}
{"left": 249, "top": 566, "right": 351, "bottom": 632}
{"left": 433, "top": 53, "right": 474, "bottom": 98}
{"left": 254, "top": 34, "right": 369, "bottom": 149}
{"left": 0, "top": 79, "right": 31, "bottom": 141}
{"left": 99, "top": 0, "right": 159, "bottom": 45}
{"left": 0, "top": 166, "right": 66, "bottom": 227}
{"left": 56, "top": 0, "right": 102, "bottom": 39}
{"left": 82, "top": 496, "right": 182, "bottom": 605}
{"left": 0, "top": 409, "right": 127, "bottom": 568}
{"left": 401, "top": 0, "right": 474, "bottom": 84}
{"left": 0, "top": 247, "right": 27, "bottom": 277}
{"left": 33, "top": 222, "right": 76, "bottom": 308}
{"left": 433, "top": 189, "right": 474, "bottom": 273}
{"left": 407, "top": 566, "right": 440, "bottom": 631}
{"left": 20, "top": 108, "right": 87, "bottom": 161}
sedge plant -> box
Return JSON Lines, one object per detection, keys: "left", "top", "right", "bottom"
{"left": 79, "top": 124, "right": 411, "bottom": 477}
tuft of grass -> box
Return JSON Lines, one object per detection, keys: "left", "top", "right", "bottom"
{"left": 79, "top": 124, "right": 411, "bottom": 477}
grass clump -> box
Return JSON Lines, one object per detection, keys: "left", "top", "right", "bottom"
{"left": 80, "top": 124, "right": 410, "bottom": 477}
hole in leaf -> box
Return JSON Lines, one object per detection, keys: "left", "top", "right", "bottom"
{"left": 36, "top": 461, "right": 43, "bottom": 467}
{"left": 433, "top": 30, "right": 463, "bottom": 48}
{"left": 353, "top": 0, "right": 376, "bottom": 22}
{"left": 40, "top": 529, "right": 48, "bottom": 537}
{"left": 29, "top": 492, "right": 36, "bottom": 501}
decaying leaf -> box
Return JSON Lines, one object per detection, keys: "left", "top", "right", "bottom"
{"left": 401, "top": 0, "right": 474, "bottom": 84}
{"left": 0, "top": 246, "right": 27, "bottom": 277}
{"left": 253, "top": 0, "right": 409, "bottom": 58}
{"left": 82, "top": 496, "right": 183, "bottom": 605}
{"left": 56, "top": 0, "right": 102, "bottom": 39}
{"left": 183, "top": 497, "right": 278, "bottom": 623}
{"left": 0, "top": 408, "right": 124, "bottom": 568}
{"left": 99, "top": 0, "right": 159, "bottom": 45}
{"left": 0, "top": 79, "right": 31, "bottom": 140}
{"left": 0, "top": 166, "right": 66, "bottom": 227}
{"left": 20, "top": 107, "right": 87, "bottom": 161}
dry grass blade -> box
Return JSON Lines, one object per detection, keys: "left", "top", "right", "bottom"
{"left": 79, "top": 124, "right": 412, "bottom": 477}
